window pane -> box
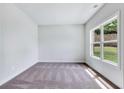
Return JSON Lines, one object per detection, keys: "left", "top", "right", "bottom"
{"left": 104, "top": 19, "right": 117, "bottom": 41}
{"left": 94, "top": 28, "right": 101, "bottom": 42}
{"left": 103, "top": 42, "right": 118, "bottom": 63}
{"left": 93, "top": 44, "right": 101, "bottom": 58}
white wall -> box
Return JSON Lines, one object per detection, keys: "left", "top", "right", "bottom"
{"left": 85, "top": 4, "right": 124, "bottom": 88}
{"left": 0, "top": 4, "right": 4, "bottom": 85}
{"left": 38, "top": 25, "right": 84, "bottom": 62}
{"left": 0, "top": 4, "right": 38, "bottom": 85}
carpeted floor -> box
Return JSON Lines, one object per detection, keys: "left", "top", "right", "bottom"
{"left": 0, "top": 63, "right": 101, "bottom": 89}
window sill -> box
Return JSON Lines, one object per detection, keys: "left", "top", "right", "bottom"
{"left": 102, "top": 60, "right": 121, "bottom": 70}
{"left": 90, "top": 56, "right": 121, "bottom": 70}
{"left": 91, "top": 56, "right": 101, "bottom": 61}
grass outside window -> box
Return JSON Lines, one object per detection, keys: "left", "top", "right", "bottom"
{"left": 94, "top": 46, "right": 117, "bottom": 63}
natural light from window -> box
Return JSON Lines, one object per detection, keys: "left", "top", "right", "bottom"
{"left": 90, "top": 16, "right": 119, "bottom": 65}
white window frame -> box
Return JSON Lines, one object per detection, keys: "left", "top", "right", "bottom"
{"left": 90, "top": 11, "right": 120, "bottom": 68}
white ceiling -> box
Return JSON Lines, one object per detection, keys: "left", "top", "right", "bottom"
{"left": 16, "top": 3, "right": 104, "bottom": 25}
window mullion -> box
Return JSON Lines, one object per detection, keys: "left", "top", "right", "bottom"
{"left": 103, "top": 40, "right": 117, "bottom": 43}
{"left": 92, "top": 42, "right": 101, "bottom": 44}
{"left": 101, "top": 25, "right": 104, "bottom": 60}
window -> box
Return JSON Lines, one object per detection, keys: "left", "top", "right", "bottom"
{"left": 91, "top": 28, "right": 101, "bottom": 58}
{"left": 93, "top": 43, "right": 101, "bottom": 58}
{"left": 103, "top": 19, "right": 118, "bottom": 63}
{"left": 90, "top": 16, "right": 119, "bottom": 65}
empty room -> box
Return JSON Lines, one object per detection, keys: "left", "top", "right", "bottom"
{"left": 0, "top": 3, "right": 124, "bottom": 89}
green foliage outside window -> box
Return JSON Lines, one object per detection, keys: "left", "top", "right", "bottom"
{"left": 94, "top": 19, "right": 117, "bottom": 35}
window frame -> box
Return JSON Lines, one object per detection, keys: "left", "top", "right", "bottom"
{"left": 90, "top": 12, "right": 120, "bottom": 68}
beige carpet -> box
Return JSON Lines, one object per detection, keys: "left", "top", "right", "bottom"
{"left": 0, "top": 63, "right": 101, "bottom": 89}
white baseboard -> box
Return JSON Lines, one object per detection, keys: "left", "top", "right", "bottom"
{"left": 39, "top": 59, "right": 85, "bottom": 63}
{"left": 39, "top": 62, "right": 85, "bottom": 63}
